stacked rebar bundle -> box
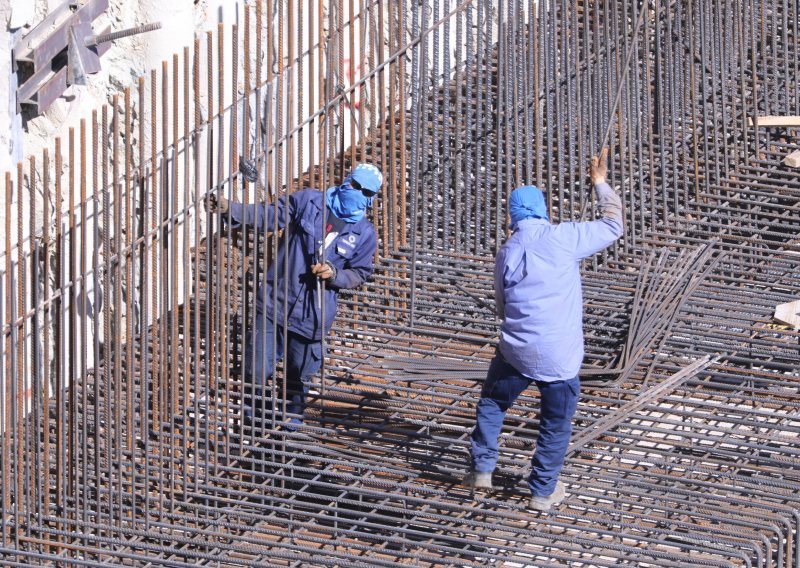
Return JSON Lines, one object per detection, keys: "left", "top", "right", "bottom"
{"left": 0, "top": 0, "right": 799, "bottom": 566}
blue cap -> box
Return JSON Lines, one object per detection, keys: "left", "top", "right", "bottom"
{"left": 349, "top": 164, "right": 383, "bottom": 194}
{"left": 509, "top": 185, "right": 549, "bottom": 228}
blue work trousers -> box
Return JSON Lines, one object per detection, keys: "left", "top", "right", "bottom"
{"left": 243, "top": 315, "right": 323, "bottom": 423}
{"left": 470, "top": 353, "right": 580, "bottom": 496}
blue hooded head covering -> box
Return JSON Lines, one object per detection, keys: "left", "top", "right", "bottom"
{"left": 509, "top": 185, "right": 549, "bottom": 229}
{"left": 326, "top": 164, "right": 383, "bottom": 223}
{"left": 349, "top": 163, "right": 383, "bottom": 193}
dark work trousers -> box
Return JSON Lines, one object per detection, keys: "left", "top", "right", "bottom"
{"left": 470, "top": 353, "right": 580, "bottom": 496}
{"left": 243, "top": 315, "right": 323, "bottom": 426}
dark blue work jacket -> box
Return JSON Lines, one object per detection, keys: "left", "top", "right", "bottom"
{"left": 227, "top": 188, "right": 377, "bottom": 340}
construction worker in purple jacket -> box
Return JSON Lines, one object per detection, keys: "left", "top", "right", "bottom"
{"left": 464, "top": 149, "right": 623, "bottom": 511}
{"left": 206, "top": 164, "right": 382, "bottom": 427}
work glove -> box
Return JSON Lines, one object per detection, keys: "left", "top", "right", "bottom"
{"left": 239, "top": 157, "right": 259, "bottom": 183}
{"left": 311, "top": 261, "right": 337, "bottom": 281}
{"left": 589, "top": 147, "right": 609, "bottom": 185}
{"left": 205, "top": 192, "right": 229, "bottom": 214}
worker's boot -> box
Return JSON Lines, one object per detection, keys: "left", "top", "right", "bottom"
{"left": 462, "top": 470, "right": 493, "bottom": 490}
{"left": 529, "top": 480, "right": 566, "bottom": 511}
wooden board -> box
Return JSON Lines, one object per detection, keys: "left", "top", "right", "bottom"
{"left": 784, "top": 150, "right": 800, "bottom": 168}
{"left": 748, "top": 115, "right": 800, "bottom": 127}
{"left": 774, "top": 300, "right": 800, "bottom": 328}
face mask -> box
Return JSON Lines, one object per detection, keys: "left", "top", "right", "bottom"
{"left": 326, "top": 181, "right": 372, "bottom": 223}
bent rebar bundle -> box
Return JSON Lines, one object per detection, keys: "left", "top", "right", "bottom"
{"left": 1, "top": 0, "right": 800, "bottom": 566}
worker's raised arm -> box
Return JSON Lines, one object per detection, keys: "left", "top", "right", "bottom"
{"left": 206, "top": 191, "right": 293, "bottom": 233}
{"left": 569, "top": 149, "right": 624, "bottom": 260}
{"left": 590, "top": 149, "right": 623, "bottom": 227}
{"left": 593, "top": 182, "right": 623, "bottom": 225}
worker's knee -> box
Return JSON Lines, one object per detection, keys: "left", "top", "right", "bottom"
{"left": 480, "top": 354, "right": 530, "bottom": 407}
{"left": 538, "top": 377, "right": 580, "bottom": 420}
{"left": 285, "top": 334, "right": 323, "bottom": 382}
{"left": 244, "top": 318, "right": 281, "bottom": 385}
{"left": 481, "top": 378, "right": 513, "bottom": 409}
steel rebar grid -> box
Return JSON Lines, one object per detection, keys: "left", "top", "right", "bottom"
{"left": 0, "top": 0, "right": 799, "bottom": 566}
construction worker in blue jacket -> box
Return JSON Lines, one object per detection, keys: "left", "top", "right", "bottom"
{"left": 206, "top": 164, "right": 382, "bottom": 428}
{"left": 463, "top": 149, "right": 623, "bottom": 511}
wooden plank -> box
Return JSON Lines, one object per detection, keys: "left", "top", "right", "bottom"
{"left": 784, "top": 150, "right": 800, "bottom": 168}
{"left": 774, "top": 300, "right": 800, "bottom": 328}
{"left": 748, "top": 115, "right": 800, "bottom": 128}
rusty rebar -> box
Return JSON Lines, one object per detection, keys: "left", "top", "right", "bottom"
{"left": 0, "top": 2, "right": 798, "bottom": 566}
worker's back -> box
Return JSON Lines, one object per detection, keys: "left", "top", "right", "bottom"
{"left": 496, "top": 198, "right": 623, "bottom": 383}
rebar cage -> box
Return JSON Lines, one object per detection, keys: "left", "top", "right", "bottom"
{"left": 1, "top": 0, "right": 799, "bottom": 566}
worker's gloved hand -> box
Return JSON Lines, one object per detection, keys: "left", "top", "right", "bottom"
{"left": 589, "top": 147, "right": 609, "bottom": 185}
{"left": 239, "top": 157, "right": 259, "bottom": 183}
{"left": 311, "top": 262, "right": 337, "bottom": 281}
{"left": 205, "top": 192, "right": 229, "bottom": 214}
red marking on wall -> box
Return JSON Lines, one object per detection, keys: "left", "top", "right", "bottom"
{"left": 343, "top": 58, "right": 365, "bottom": 110}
